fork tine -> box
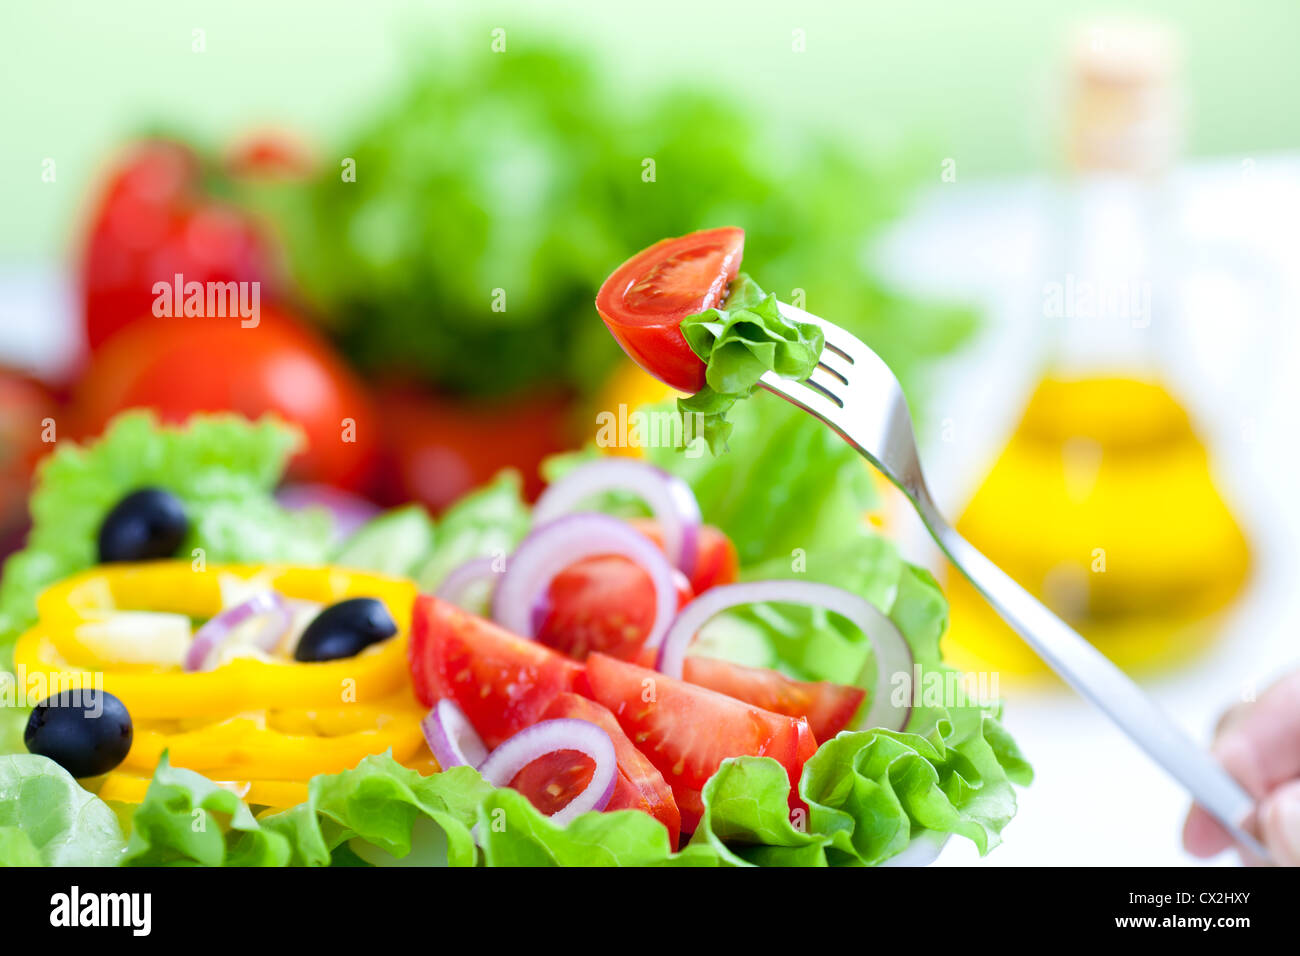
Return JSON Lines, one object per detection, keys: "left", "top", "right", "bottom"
{"left": 759, "top": 370, "right": 844, "bottom": 418}
{"left": 776, "top": 301, "right": 887, "bottom": 376}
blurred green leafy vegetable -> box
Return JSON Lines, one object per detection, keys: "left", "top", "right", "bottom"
{"left": 243, "top": 41, "right": 975, "bottom": 400}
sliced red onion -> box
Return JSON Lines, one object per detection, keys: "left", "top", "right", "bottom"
{"left": 184, "top": 591, "right": 291, "bottom": 672}
{"left": 421, "top": 699, "right": 489, "bottom": 769}
{"left": 435, "top": 556, "right": 500, "bottom": 611}
{"left": 492, "top": 513, "right": 679, "bottom": 650}
{"left": 533, "top": 459, "right": 702, "bottom": 577}
{"left": 277, "top": 483, "right": 381, "bottom": 540}
{"left": 655, "top": 580, "right": 915, "bottom": 732}
{"left": 477, "top": 718, "right": 617, "bottom": 825}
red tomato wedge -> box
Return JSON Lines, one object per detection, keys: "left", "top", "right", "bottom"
{"left": 536, "top": 555, "right": 692, "bottom": 663}
{"left": 596, "top": 227, "right": 744, "bottom": 393}
{"left": 674, "top": 786, "right": 706, "bottom": 836}
{"left": 408, "top": 595, "right": 584, "bottom": 748}
{"left": 583, "top": 652, "right": 816, "bottom": 813}
{"left": 682, "top": 656, "right": 865, "bottom": 743}
{"left": 510, "top": 693, "right": 681, "bottom": 847}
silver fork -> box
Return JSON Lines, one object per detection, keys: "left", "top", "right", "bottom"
{"left": 760, "top": 300, "right": 1269, "bottom": 862}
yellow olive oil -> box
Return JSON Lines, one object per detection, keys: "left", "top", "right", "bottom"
{"left": 942, "top": 374, "right": 1249, "bottom": 677}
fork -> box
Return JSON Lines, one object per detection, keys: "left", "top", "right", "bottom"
{"left": 760, "top": 300, "right": 1269, "bottom": 862}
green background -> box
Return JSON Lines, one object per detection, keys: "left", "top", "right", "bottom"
{"left": 3, "top": 0, "right": 1297, "bottom": 263}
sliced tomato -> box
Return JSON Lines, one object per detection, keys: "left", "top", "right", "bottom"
{"left": 583, "top": 652, "right": 815, "bottom": 813}
{"left": 628, "top": 519, "right": 739, "bottom": 594}
{"left": 674, "top": 786, "right": 705, "bottom": 836}
{"left": 536, "top": 555, "right": 692, "bottom": 663}
{"left": 509, "top": 693, "right": 680, "bottom": 846}
{"left": 596, "top": 227, "right": 744, "bottom": 393}
{"left": 508, "top": 750, "right": 593, "bottom": 817}
{"left": 408, "top": 595, "right": 584, "bottom": 748}
{"left": 682, "top": 656, "right": 865, "bottom": 742}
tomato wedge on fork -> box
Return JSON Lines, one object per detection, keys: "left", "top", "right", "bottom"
{"left": 595, "top": 227, "right": 744, "bottom": 393}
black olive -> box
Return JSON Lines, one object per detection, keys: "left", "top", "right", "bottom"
{"left": 97, "top": 487, "right": 188, "bottom": 563}
{"left": 24, "top": 690, "right": 133, "bottom": 778}
{"left": 294, "top": 597, "right": 398, "bottom": 662}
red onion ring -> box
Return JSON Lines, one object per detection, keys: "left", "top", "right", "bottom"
{"left": 492, "top": 513, "right": 679, "bottom": 650}
{"left": 421, "top": 699, "right": 489, "bottom": 769}
{"left": 533, "top": 459, "right": 702, "bottom": 577}
{"left": 477, "top": 718, "right": 617, "bottom": 825}
{"left": 655, "top": 580, "right": 915, "bottom": 732}
{"left": 184, "top": 590, "right": 291, "bottom": 672}
{"left": 435, "top": 556, "right": 501, "bottom": 611}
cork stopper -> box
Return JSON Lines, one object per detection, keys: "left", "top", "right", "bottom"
{"left": 1064, "top": 20, "right": 1182, "bottom": 175}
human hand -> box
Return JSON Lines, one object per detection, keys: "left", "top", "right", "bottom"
{"left": 1184, "top": 670, "right": 1300, "bottom": 865}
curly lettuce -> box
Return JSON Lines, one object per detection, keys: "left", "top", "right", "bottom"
{"left": 677, "top": 274, "right": 824, "bottom": 454}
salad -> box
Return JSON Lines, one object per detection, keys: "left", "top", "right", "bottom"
{"left": 0, "top": 233, "right": 1027, "bottom": 867}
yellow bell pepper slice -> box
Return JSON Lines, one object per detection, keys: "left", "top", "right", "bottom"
{"left": 121, "top": 697, "right": 429, "bottom": 780}
{"left": 13, "top": 562, "right": 417, "bottom": 719}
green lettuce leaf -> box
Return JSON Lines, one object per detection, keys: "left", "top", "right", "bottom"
{"left": 413, "top": 471, "right": 531, "bottom": 592}
{"left": 677, "top": 274, "right": 824, "bottom": 453}
{"left": 260, "top": 755, "right": 494, "bottom": 867}
{"left": 332, "top": 505, "right": 436, "bottom": 578}
{"left": 476, "top": 788, "right": 720, "bottom": 867}
{"left": 689, "top": 756, "right": 829, "bottom": 866}
{"left": 122, "top": 753, "right": 291, "bottom": 866}
{"left": 0, "top": 754, "right": 126, "bottom": 865}
{"left": 0, "top": 698, "right": 28, "bottom": 757}
{"left": 0, "top": 826, "right": 42, "bottom": 865}
{"left": 0, "top": 412, "right": 333, "bottom": 661}
{"left": 642, "top": 395, "right": 877, "bottom": 568}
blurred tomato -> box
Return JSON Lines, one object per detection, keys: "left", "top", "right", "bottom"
{"left": 81, "top": 139, "right": 282, "bottom": 352}
{"left": 0, "top": 370, "right": 58, "bottom": 556}
{"left": 376, "top": 384, "right": 573, "bottom": 511}
{"left": 71, "top": 310, "right": 379, "bottom": 492}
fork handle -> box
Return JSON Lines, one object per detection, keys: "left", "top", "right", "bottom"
{"left": 916, "top": 499, "right": 1269, "bottom": 861}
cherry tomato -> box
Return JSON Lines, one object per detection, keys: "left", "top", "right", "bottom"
{"left": 595, "top": 227, "right": 745, "bottom": 392}
{"left": 70, "top": 309, "right": 379, "bottom": 491}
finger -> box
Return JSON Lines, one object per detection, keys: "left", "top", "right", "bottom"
{"left": 1183, "top": 671, "right": 1300, "bottom": 858}
{"left": 1218, "top": 670, "right": 1300, "bottom": 795}
{"left": 1259, "top": 779, "right": 1300, "bottom": 867}
{"left": 1183, "top": 802, "right": 1234, "bottom": 857}
{"left": 1214, "top": 700, "right": 1253, "bottom": 738}
{"left": 1181, "top": 728, "right": 1272, "bottom": 857}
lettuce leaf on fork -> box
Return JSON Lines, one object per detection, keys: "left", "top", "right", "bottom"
{"left": 677, "top": 274, "right": 824, "bottom": 454}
